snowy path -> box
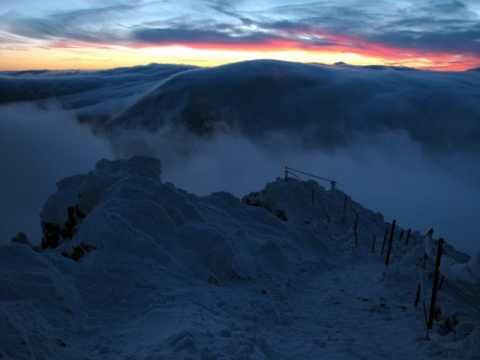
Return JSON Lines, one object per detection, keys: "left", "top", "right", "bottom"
{"left": 275, "top": 254, "right": 433, "bottom": 359}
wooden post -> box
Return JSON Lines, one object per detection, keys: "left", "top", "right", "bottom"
{"left": 330, "top": 181, "right": 336, "bottom": 199}
{"left": 424, "top": 302, "right": 430, "bottom": 341}
{"left": 330, "top": 181, "right": 336, "bottom": 192}
{"left": 371, "top": 234, "right": 376, "bottom": 253}
{"left": 381, "top": 227, "right": 388, "bottom": 255}
{"left": 385, "top": 219, "right": 396, "bottom": 266}
{"left": 398, "top": 230, "right": 404, "bottom": 243}
{"left": 428, "top": 238, "right": 444, "bottom": 330}
{"left": 427, "top": 228, "right": 434, "bottom": 238}
{"left": 285, "top": 166, "right": 288, "bottom": 182}
{"left": 405, "top": 228, "right": 411, "bottom": 246}
{"left": 415, "top": 255, "right": 428, "bottom": 307}
{"left": 414, "top": 283, "right": 421, "bottom": 307}
{"left": 354, "top": 213, "right": 359, "bottom": 248}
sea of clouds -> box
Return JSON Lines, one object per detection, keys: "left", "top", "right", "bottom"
{"left": 1, "top": 61, "right": 479, "bottom": 255}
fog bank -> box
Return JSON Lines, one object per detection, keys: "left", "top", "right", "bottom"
{"left": 0, "top": 102, "right": 111, "bottom": 243}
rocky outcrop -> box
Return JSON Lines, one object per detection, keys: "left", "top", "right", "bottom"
{"left": 41, "top": 205, "right": 85, "bottom": 249}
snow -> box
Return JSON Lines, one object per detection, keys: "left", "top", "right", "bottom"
{"left": 1, "top": 157, "right": 479, "bottom": 359}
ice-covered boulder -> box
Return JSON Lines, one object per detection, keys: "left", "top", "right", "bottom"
{"left": 38, "top": 157, "right": 359, "bottom": 281}
{"left": 40, "top": 156, "right": 161, "bottom": 249}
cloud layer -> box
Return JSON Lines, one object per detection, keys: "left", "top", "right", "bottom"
{"left": 0, "top": 102, "right": 111, "bottom": 244}
{"left": 110, "top": 60, "right": 480, "bottom": 161}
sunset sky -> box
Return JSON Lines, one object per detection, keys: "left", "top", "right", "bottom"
{"left": 1, "top": 0, "right": 479, "bottom": 71}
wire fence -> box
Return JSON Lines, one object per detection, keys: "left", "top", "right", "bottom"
{"left": 282, "top": 165, "right": 479, "bottom": 341}
{"left": 285, "top": 166, "right": 331, "bottom": 222}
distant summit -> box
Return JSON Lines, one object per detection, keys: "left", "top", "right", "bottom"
{"left": 333, "top": 61, "right": 416, "bottom": 71}
{"left": 106, "top": 59, "right": 480, "bottom": 158}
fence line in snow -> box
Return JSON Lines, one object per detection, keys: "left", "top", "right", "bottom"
{"left": 285, "top": 166, "right": 462, "bottom": 340}
{"left": 285, "top": 166, "right": 337, "bottom": 191}
{"left": 284, "top": 167, "right": 330, "bottom": 222}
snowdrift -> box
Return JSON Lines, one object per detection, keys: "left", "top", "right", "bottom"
{"left": 1, "top": 157, "right": 479, "bottom": 359}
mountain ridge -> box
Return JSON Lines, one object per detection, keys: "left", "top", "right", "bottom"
{"left": 1, "top": 156, "right": 478, "bottom": 359}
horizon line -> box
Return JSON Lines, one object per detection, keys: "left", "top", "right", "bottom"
{"left": 2, "top": 58, "right": 479, "bottom": 73}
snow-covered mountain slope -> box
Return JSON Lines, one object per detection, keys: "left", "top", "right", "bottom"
{"left": 108, "top": 60, "right": 480, "bottom": 157}
{"left": 0, "top": 64, "right": 196, "bottom": 122}
{"left": 1, "top": 157, "right": 478, "bottom": 359}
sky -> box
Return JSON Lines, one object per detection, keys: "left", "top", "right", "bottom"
{"left": 1, "top": 0, "right": 480, "bottom": 71}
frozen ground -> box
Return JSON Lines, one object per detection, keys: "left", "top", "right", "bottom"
{"left": 1, "top": 157, "right": 479, "bottom": 359}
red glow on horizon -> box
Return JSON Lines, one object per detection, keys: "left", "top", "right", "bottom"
{"left": 3, "top": 33, "right": 478, "bottom": 71}
{"left": 130, "top": 32, "right": 478, "bottom": 71}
